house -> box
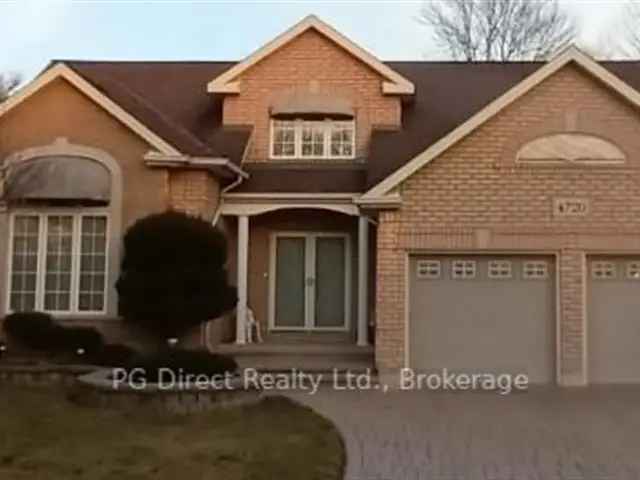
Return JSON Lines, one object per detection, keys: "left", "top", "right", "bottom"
{"left": 1, "top": 15, "right": 640, "bottom": 386}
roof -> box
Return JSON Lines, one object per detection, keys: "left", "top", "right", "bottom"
{"left": 207, "top": 15, "right": 414, "bottom": 95}
{"left": 364, "top": 47, "right": 640, "bottom": 198}
{"left": 40, "top": 57, "right": 640, "bottom": 192}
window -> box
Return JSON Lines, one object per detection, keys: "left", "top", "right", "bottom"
{"left": 329, "top": 122, "right": 354, "bottom": 158}
{"left": 591, "top": 261, "right": 616, "bottom": 280}
{"left": 523, "top": 261, "right": 549, "bottom": 280}
{"left": 488, "top": 260, "right": 512, "bottom": 279}
{"left": 271, "top": 119, "right": 355, "bottom": 159}
{"left": 627, "top": 262, "right": 640, "bottom": 280}
{"left": 416, "top": 260, "right": 441, "bottom": 280}
{"left": 9, "top": 213, "right": 108, "bottom": 314}
{"left": 452, "top": 260, "right": 476, "bottom": 280}
{"left": 271, "top": 120, "right": 296, "bottom": 158}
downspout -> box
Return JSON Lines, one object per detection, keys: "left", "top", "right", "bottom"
{"left": 203, "top": 172, "right": 245, "bottom": 352}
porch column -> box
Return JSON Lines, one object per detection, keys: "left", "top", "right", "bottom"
{"left": 236, "top": 215, "right": 249, "bottom": 344}
{"left": 357, "top": 216, "right": 369, "bottom": 346}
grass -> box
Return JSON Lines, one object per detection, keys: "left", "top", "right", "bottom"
{"left": 0, "top": 385, "right": 344, "bottom": 480}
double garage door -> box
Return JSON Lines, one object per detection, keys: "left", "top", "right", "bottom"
{"left": 409, "top": 254, "right": 640, "bottom": 384}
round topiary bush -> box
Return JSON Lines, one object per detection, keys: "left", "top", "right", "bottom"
{"left": 116, "top": 211, "right": 237, "bottom": 339}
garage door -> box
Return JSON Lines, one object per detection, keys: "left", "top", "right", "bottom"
{"left": 588, "top": 256, "right": 640, "bottom": 383}
{"left": 409, "top": 255, "right": 556, "bottom": 384}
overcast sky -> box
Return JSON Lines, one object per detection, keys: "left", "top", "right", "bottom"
{"left": 1, "top": 0, "right": 636, "bottom": 83}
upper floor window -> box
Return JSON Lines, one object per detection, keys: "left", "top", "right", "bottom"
{"left": 271, "top": 119, "right": 355, "bottom": 160}
{"left": 8, "top": 212, "right": 108, "bottom": 314}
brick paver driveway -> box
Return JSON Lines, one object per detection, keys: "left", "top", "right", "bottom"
{"left": 289, "top": 386, "right": 640, "bottom": 480}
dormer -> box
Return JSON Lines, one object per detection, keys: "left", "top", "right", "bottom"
{"left": 208, "top": 15, "right": 414, "bottom": 163}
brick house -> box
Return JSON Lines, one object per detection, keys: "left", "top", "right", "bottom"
{"left": 1, "top": 15, "right": 640, "bottom": 386}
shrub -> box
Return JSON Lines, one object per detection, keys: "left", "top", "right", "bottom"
{"left": 125, "top": 348, "right": 238, "bottom": 383}
{"left": 54, "top": 327, "right": 104, "bottom": 353}
{"left": 3, "top": 312, "right": 104, "bottom": 355}
{"left": 116, "top": 211, "right": 237, "bottom": 338}
{"left": 90, "top": 344, "right": 138, "bottom": 367}
{"left": 3, "top": 312, "right": 57, "bottom": 350}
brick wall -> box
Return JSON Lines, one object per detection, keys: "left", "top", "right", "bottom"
{"left": 376, "top": 64, "right": 640, "bottom": 385}
{"left": 168, "top": 170, "right": 220, "bottom": 219}
{"left": 222, "top": 29, "right": 401, "bottom": 161}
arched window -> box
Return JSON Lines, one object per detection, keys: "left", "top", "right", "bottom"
{"left": 2, "top": 139, "right": 122, "bottom": 316}
{"left": 516, "top": 133, "right": 625, "bottom": 165}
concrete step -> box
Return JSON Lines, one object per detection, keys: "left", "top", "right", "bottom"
{"left": 216, "top": 343, "right": 373, "bottom": 357}
{"left": 215, "top": 343, "right": 374, "bottom": 372}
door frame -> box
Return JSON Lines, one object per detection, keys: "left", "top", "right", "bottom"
{"left": 268, "top": 231, "right": 352, "bottom": 332}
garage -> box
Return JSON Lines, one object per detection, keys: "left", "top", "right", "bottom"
{"left": 588, "top": 256, "right": 640, "bottom": 383}
{"left": 409, "top": 255, "right": 556, "bottom": 384}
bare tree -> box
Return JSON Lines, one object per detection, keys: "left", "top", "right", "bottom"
{"left": 0, "top": 73, "right": 20, "bottom": 103}
{"left": 623, "top": 1, "right": 640, "bottom": 57}
{"left": 419, "top": 0, "right": 577, "bottom": 61}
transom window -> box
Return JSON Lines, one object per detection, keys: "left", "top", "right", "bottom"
{"left": 452, "top": 260, "right": 476, "bottom": 280}
{"left": 8, "top": 213, "right": 108, "bottom": 314}
{"left": 271, "top": 119, "right": 355, "bottom": 159}
{"left": 591, "top": 261, "right": 616, "bottom": 280}
{"left": 488, "top": 260, "right": 512, "bottom": 279}
{"left": 523, "top": 261, "right": 549, "bottom": 280}
{"left": 416, "top": 260, "right": 441, "bottom": 280}
{"left": 627, "top": 262, "right": 640, "bottom": 280}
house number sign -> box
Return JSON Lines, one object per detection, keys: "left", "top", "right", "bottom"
{"left": 554, "top": 198, "right": 589, "bottom": 217}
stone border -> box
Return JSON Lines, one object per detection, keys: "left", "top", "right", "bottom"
{"left": 73, "top": 369, "right": 262, "bottom": 415}
{"left": 0, "top": 363, "right": 95, "bottom": 386}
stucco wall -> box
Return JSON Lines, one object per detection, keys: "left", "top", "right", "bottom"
{"left": 0, "top": 77, "right": 222, "bottom": 349}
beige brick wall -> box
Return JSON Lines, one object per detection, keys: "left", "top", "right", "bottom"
{"left": 222, "top": 29, "right": 401, "bottom": 161}
{"left": 168, "top": 170, "right": 220, "bottom": 219}
{"left": 376, "top": 64, "right": 640, "bottom": 385}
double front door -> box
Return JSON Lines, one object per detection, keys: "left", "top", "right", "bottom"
{"left": 270, "top": 232, "right": 351, "bottom": 331}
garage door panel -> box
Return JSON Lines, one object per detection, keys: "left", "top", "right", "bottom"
{"left": 410, "top": 256, "right": 555, "bottom": 384}
{"left": 588, "top": 257, "right": 640, "bottom": 384}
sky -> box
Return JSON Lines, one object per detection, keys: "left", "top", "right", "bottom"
{"left": 1, "top": 0, "right": 635, "bottom": 84}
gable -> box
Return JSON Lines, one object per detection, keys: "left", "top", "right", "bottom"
{"left": 0, "top": 63, "right": 180, "bottom": 155}
{"left": 362, "top": 47, "right": 640, "bottom": 200}
{"left": 208, "top": 15, "right": 414, "bottom": 95}
{"left": 397, "top": 62, "right": 640, "bottom": 229}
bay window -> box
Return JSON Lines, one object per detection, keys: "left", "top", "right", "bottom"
{"left": 271, "top": 119, "right": 355, "bottom": 159}
{"left": 8, "top": 213, "right": 108, "bottom": 314}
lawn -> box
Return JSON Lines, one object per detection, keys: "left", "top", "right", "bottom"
{"left": 0, "top": 385, "right": 344, "bottom": 480}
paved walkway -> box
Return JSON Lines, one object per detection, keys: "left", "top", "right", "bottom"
{"left": 288, "top": 386, "right": 640, "bottom": 480}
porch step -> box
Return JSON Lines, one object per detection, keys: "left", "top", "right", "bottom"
{"left": 215, "top": 343, "right": 374, "bottom": 373}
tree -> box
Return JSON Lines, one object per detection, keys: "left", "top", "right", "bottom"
{"left": 116, "top": 211, "right": 237, "bottom": 339}
{"left": 0, "top": 73, "right": 20, "bottom": 102}
{"left": 623, "top": 1, "right": 640, "bottom": 57}
{"left": 418, "top": 0, "right": 577, "bottom": 61}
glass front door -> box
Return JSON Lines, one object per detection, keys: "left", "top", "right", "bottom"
{"left": 272, "top": 233, "right": 350, "bottom": 331}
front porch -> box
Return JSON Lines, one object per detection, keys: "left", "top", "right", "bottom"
{"left": 218, "top": 201, "right": 375, "bottom": 369}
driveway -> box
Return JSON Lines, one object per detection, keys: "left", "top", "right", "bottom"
{"left": 289, "top": 386, "right": 640, "bottom": 480}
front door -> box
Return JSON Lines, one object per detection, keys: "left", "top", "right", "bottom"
{"left": 270, "top": 232, "right": 350, "bottom": 331}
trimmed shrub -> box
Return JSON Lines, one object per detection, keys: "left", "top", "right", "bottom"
{"left": 3, "top": 312, "right": 104, "bottom": 355}
{"left": 55, "top": 327, "right": 104, "bottom": 353}
{"left": 3, "top": 312, "right": 57, "bottom": 350}
{"left": 125, "top": 348, "right": 238, "bottom": 383}
{"left": 116, "top": 211, "right": 237, "bottom": 338}
{"left": 90, "top": 344, "right": 138, "bottom": 367}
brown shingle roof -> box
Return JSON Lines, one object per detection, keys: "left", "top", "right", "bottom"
{"left": 60, "top": 59, "right": 640, "bottom": 192}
